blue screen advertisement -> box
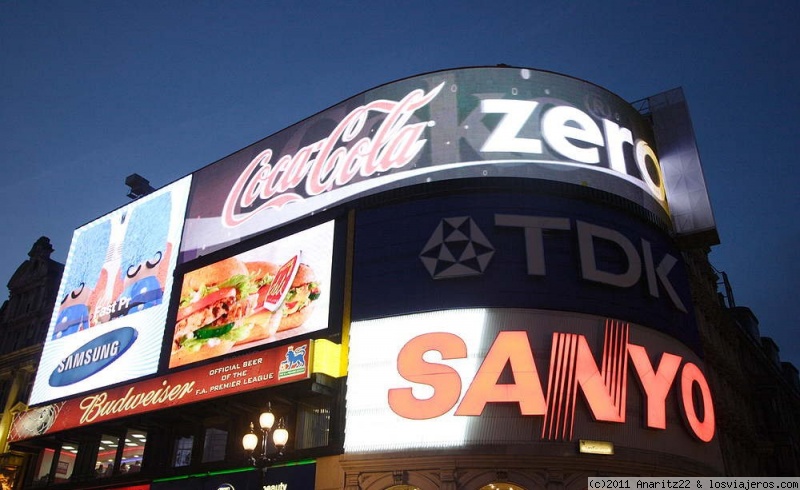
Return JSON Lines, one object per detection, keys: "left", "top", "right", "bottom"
{"left": 30, "top": 177, "right": 191, "bottom": 406}
{"left": 350, "top": 190, "right": 700, "bottom": 353}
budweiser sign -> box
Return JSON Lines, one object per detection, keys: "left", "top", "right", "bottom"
{"left": 9, "top": 341, "right": 310, "bottom": 441}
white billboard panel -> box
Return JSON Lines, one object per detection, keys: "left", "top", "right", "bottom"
{"left": 345, "top": 308, "right": 722, "bottom": 472}
{"left": 30, "top": 177, "right": 191, "bottom": 406}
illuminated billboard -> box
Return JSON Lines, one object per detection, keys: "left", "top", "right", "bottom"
{"left": 169, "top": 220, "right": 334, "bottom": 369}
{"left": 180, "top": 67, "right": 715, "bottom": 262}
{"left": 646, "top": 87, "right": 719, "bottom": 245}
{"left": 10, "top": 340, "right": 310, "bottom": 442}
{"left": 351, "top": 191, "right": 699, "bottom": 351}
{"left": 29, "top": 178, "right": 191, "bottom": 406}
{"left": 345, "top": 309, "right": 723, "bottom": 472}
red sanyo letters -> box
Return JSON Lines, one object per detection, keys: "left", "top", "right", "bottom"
{"left": 388, "top": 320, "right": 715, "bottom": 442}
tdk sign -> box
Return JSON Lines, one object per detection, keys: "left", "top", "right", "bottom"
{"left": 495, "top": 214, "right": 687, "bottom": 312}
{"left": 421, "top": 214, "right": 687, "bottom": 313}
{"left": 49, "top": 328, "right": 138, "bottom": 387}
{"left": 356, "top": 191, "right": 698, "bottom": 351}
{"left": 420, "top": 217, "right": 495, "bottom": 279}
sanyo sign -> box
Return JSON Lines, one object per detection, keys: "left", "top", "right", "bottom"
{"left": 345, "top": 310, "right": 715, "bottom": 454}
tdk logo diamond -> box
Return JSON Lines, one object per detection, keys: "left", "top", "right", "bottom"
{"left": 420, "top": 217, "right": 494, "bottom": 279}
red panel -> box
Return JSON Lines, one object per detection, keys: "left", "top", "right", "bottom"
{"left": 10, "top": 341, "right": 310, "bottom": 441}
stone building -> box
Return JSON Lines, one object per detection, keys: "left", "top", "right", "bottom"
{"left": 0, "top": 237, "right": 63, "bottom": 485}
{"left": 685, "top": 248, "right": 800, "bottom": 476}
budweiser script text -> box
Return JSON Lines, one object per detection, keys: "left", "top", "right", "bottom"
{"left": 78, "top": 380, "right": 195, "bottom": 423}
{"left": 222, "top": 82, "right": 445, "bottom": 227}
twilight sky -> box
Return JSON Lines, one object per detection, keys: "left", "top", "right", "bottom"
{"left": 1, "top": 1, "right": 798, "bottom": 366}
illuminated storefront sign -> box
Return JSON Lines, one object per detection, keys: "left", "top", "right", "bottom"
{"left": 182, "top": 67, "right": 715, "bottom": 261}
{"left": 10, "top": 341, "right": 310, "bottom": 442}
{"left": 150, "top": 463, "right": 315, "bottom": 490}
{"left": 30, "top": 177, "right": 192, "bottom": 406}
{"left": 579, "top": 439, "right": 614, "bottom": 455}
{"left": 346, "top": 309, "right": 718, "bottom": 466}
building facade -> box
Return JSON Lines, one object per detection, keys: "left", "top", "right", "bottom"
{"left": 0, "top": 237, "right": 64, "bottom": 488}
{"left": 2, "top": 67, "right": 798, "bottom": 490}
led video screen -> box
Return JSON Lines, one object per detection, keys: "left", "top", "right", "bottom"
{"left": 168, "top": 220, "right": 334, "bottom": 369}
{"left": 30, "top": 177, "right": 191, "bottom": 406}
{"left": 345, "top": 308, "right": 721, "bottom": 471}
{"left": 179, "top": 66, "right": 705, "bottom": 262}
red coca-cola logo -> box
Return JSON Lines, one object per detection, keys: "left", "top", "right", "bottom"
{"left": 222, "top": 82, "right": 445, "bottom": 228}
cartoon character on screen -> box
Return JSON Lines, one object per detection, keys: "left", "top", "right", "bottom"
{"left": 112, "top": 192, "right": 173, "bottom": 319}
{"left": 52, "top": 221, "right": 111, "bottom": 340}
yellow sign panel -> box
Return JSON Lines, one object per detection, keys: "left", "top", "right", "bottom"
{"left": 579, "top": 439, "right": 614, "bottom": 455}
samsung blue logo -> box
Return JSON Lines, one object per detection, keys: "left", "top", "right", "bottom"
{"left": 49, "top": 327, "right": 137, "bottom": 386}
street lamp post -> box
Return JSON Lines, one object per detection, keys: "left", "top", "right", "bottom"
{"left": 242, "top": 403, "right": 289, "bottom": 470}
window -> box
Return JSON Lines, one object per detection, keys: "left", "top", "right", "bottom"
{"left": 30, "top": 448, "right": 55, "bottom": 487}
{"left": 0, "top": 381, "right": 8, "bottom": 410}
{"left": 94, "top": 434, "right": 119, "bottom": 478}
{"left": 295, "top": 399, "right": 331, "bottom": 449}
{"left": 89, "top": 429, "right": 146, "bottom": 479}
{"left": 54, "top": 443, "right": 78, "bottom": 484}
{"left": 172, "top": 436, "right": 194, "bottom": 467}
{"left": 21, "top": 378, "right": 34, "bottom": 407}
{"left": 201, "top": 428, "right": 228, "bottom": 463}
{"left": 121, "top": 429, "right": 146, "bottom": 473}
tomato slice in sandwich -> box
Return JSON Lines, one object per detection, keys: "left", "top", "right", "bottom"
{"left": 176, "top": 287, "right": 237, "bottom": 322}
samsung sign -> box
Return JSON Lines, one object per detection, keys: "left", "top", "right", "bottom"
{"left": 49, "top": 327, "right": 137, "bottom": 387}
{"left": 30, "top": 177, "right": 191, "bottom": 406}
{"left": 180, "top": 67, "right": 713, "bottom": 261}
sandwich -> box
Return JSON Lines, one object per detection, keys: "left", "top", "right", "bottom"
{"left": 275, "top": 263, "right": 320, "bottom": 332}
{"left": 233, "top": 259, "right": 322, "bottom": 345}
{"left": 170, "top": 257, "right": 259, "bottom": 367}
{"left": 171, "top": 254, "right": 323, "bottom": 365}
{"left": 234, "top": 261, "right": 283, "bottom": 345}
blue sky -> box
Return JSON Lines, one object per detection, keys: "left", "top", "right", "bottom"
{"left": 1, "top": 1, "right": 798, "bottom": 366}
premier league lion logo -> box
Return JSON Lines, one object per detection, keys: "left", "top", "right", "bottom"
{"left": 278, "top": 345, "right": 307, "bottom": 379}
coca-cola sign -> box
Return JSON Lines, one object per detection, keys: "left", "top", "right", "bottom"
{"left": 222, "top": 84, "right": 444, "bottom": 228}
{"left": 180, "top": 67, "right": 699, "bottom": 262}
